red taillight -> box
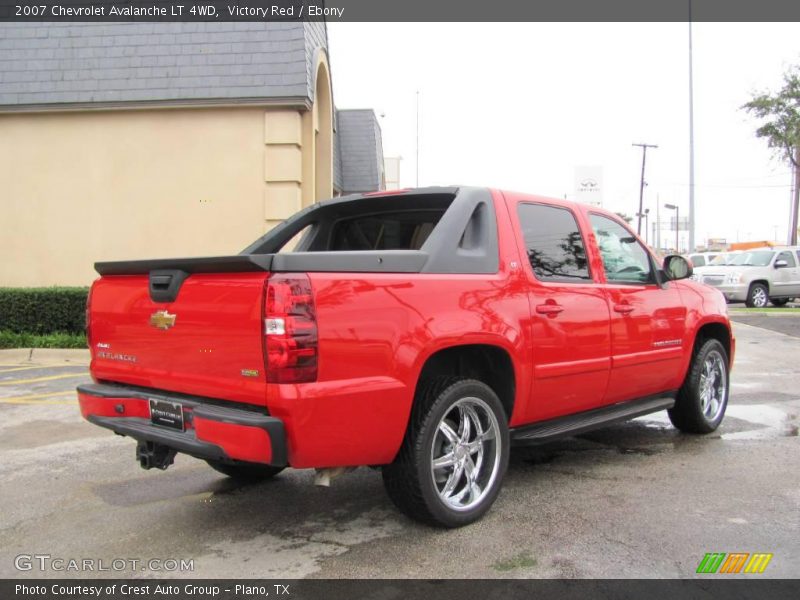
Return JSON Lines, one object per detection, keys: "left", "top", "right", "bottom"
{"left": 264, "top": 273, "right": 318, "bottom": 383}
{"left": 85, "top": 283, "right": 94, "bottom": 349}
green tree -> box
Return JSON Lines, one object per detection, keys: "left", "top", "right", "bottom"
{"left": 742, "top": 66, "right": 800, "bottom": 245}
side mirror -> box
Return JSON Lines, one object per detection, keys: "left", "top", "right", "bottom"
{"left": 663, "top": 255, "right": 693, "bottom": 281}
{"left": 774, "top": 260, "right": 788, "bottom": 269}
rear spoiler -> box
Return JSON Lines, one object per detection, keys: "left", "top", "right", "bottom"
{"left": 93, "top": 251, "right": 429, "bottom": 276}
{"left": 94, "top": 255, "right": 273, "bottom": 276}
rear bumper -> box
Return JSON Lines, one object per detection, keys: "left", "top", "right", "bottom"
{"left": 77, "top": 383, "right": 287, "bottom": 466}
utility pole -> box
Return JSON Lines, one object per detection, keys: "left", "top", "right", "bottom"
{"left": 688, "top": 0, "right": 696, "bottom": 252}
{"left": 637, "top": 209, "right": 650, "bottom": 244}
{"left": 791, "top": 146, "right": 799, "bottom": 245}
{"left": 633, "top": 143, "right": 658, "bottom": 236}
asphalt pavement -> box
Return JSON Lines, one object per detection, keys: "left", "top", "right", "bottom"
{"left": 0, "top": 320, "right": 798, "bottom": 579}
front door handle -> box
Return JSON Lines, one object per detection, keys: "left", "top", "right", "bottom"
{"left": 536, "top": 303, "right": 564, "bottom": 316}
{"left": 614, "top": 303, "right": 635, "bottom": 314}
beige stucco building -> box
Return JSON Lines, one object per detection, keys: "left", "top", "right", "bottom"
{"left": 0, "top": 22, "right": 384, "bottom": 286}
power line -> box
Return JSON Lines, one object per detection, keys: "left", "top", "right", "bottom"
{"left": 658, "top": 181, "right": 792, "bottom": 189}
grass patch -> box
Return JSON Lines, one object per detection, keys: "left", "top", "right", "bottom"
{"left": 0, "top": 330, "right": 87, "bottom": 349}
{"left": 729, "top": 307, "right": 800, "bottom": 314}
{"left": 491, "top": 551, "right": 537, "bottom": 572}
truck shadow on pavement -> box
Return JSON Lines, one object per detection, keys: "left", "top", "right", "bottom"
{"left": 91, "top": 409, "right": 795, "bottom": 529}
{"left": 90, "top": 417, "right": 707, "bottom": 516}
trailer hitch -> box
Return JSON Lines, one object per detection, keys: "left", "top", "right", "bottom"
{"left": 136, "top": 440, "right": 177, "bottom": 470}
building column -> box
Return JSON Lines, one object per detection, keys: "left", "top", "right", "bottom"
{"left": 263, "top": 110, "right": 304, "bottom": 232}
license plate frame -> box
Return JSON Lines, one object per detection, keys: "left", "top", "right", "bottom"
{"left": 149, "top": 398, "right": 184, "bottom": 431}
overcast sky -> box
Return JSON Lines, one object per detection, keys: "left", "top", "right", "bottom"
{"left": 328, "top": 23, "right": 800, "bottom": 250}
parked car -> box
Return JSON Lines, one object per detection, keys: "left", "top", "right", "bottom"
{"left": 692, "top": 247, "right": 800, "bottom": 307}
{"left": 690, "top": 252, "right": 741, "bottom": 281}
{"left": 689, "top": 252, "right": 721, "bottom": 268}
{"left": 77, "top": 187, "right": 734, "bottom": 527}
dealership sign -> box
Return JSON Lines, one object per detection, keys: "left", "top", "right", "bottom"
{"left": 575, "top": 166, "right": 603, "bottom": 207}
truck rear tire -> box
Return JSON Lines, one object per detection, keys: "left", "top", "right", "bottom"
{"left": 382, "top": 378, "right": 509, "bottom": 528}
{"left": 668, "top": 338, "right": 729, "bottom": 434}
{"left": 206, "top": 459, "right": 285, "bottom": 482}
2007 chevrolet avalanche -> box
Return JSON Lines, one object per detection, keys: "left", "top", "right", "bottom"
{"left": 78, "top": 187, "right": 734, "bottom": 527}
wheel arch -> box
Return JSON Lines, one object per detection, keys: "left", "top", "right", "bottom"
{"left": 412, "top": 343, "right": 516, "bottom": 424}
{"left": 748, "top": 279, "right": 770, "bottom": 293}
{"left": 693, "top": 320, "right": 733, "bottom": 368}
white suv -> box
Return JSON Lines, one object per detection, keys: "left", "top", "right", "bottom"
{"left": 692, "top": 247, "right": 800, "bottom": 307}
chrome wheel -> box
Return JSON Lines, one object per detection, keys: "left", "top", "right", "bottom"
{"left": 669, "top": 338, "right": 729, "bottom": 434}
{"left": 699, "top": 350, "right": 727, "bottom": 421}
{"left": 750, "top": 286, "right": 768, "bottom": 308}
{"left": 430, "top": 396, "right": 501, "bottom": 512}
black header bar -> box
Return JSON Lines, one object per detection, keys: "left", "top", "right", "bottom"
{"left": 3, "top": 579, "right": 800, "bottom": 600}
{"left": 2, "top": 0, "right": 800, "bottom": 22}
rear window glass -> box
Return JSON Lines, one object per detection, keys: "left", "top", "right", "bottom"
{"left": 517, "top": 203, "right": 590, "bottom": 282}
{"left": 329, "top": 210, "right": 444, "bottom": 251}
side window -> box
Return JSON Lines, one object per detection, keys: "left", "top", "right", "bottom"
{"left": 589, "top": 214, "right": 654, "bottom": 284}
{"left": 777, "top": 251, "right": 797, "bottom": 267}
{"left": 277, "top": 224, "right": 312, "bottom": 253}
{"left": 796, "top": 250, "right": 800, "bottom": 264}
{"left": 517, "top": 203, "right": 590, "bottom": 282}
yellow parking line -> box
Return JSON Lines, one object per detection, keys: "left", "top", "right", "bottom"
{"left": 0, "top": 390, "right": 76, "bottom": 404}
{"left": 3, "top": 399, "right": 75, "bottom": 405}
{"left": 0, "top": 364, "right": 79, "bottom": 374}
{"left": 0, "top": 373, "right": 85, "bottom": 386}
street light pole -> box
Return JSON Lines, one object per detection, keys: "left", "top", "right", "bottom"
{"left": 415, "top": 90, "right": 420, "bottom": 187}
{"left": 688, "top": 0, "right": 696, "bottom": 252}
{"left": 665, "top": 203, "right": 680, "bottom": 253}
{"left": 656, "top": 194, "right": 661, "bottom": 251}
{"left": 633, "top": 143, "right": 658, "bottom": 236}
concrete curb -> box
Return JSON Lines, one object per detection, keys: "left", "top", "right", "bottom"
{"left": 0, "top": 348, "right": 90, "bottom": 365}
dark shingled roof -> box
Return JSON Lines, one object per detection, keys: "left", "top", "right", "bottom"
{"left": 0, "top": 22, "right": 386, "bottom": 195}
{"left": 0, "top": 22, "right": 327, "bottom": 108}
{"left": 336, "top": 109, "right": 385, "bottom": 195}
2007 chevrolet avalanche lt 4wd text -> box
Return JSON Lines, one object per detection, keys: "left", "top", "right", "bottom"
{"left": 78, "top": 187, "right": 734, "bottom": 527}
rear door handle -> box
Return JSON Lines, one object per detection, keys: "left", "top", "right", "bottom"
{"left": 536, "top": 303, "right": 564, "bottom": 316}
{"left": 613, "top": 303, "right": 635, "bottom": 314}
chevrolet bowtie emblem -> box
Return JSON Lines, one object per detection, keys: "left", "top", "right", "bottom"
{"left": 150, "top": 310, "right": 176, "bottom": 330}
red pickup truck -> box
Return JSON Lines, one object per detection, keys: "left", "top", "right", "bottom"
{"left": 78, "top": 187, "right": 733, "bottom": 527}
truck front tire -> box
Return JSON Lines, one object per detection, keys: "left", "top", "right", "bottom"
{"left": 746, "top": 283, "right": 769, "bottom": 308}
{"left": 382, "top": 378, "right": 510, "bottom": 528}
{"left": 668, "top": 338, "right": 729, "bottom": 434}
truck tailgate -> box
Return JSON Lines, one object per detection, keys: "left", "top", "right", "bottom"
{"left": 89, "top": 272, "right": 269, "bottom": 406}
